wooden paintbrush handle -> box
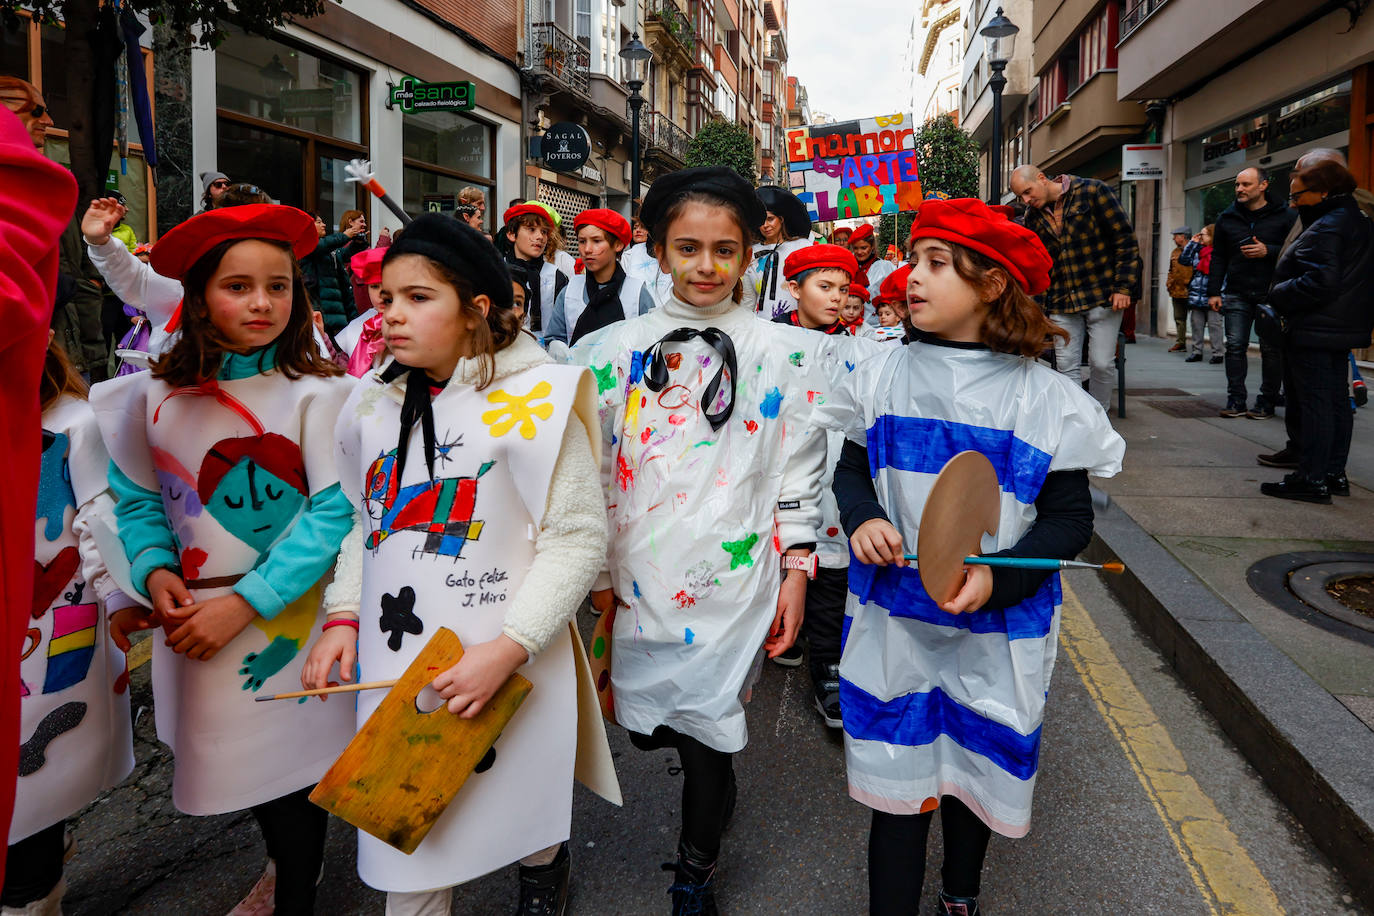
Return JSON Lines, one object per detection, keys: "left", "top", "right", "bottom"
{"left": 255, "top": 679, "right": 399, "bottom": 702}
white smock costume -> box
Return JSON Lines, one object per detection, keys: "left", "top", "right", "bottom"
{"left": 569, "top": 294, "right": 829, "bottom": 753}
{"left": 13, "top": 396, "right": 134, "bottom": 843}
{"left": 334, "top": 334, "right": 617, "bottom": 892}
{"left": 820, "top": 336, "right": 1124, "bottom": 836}
{"left": 740, "top": 238, "right": 813, "bottom": 319}
{"left": 90, "top": 361, "right": 356, "bottom": 815}
{"left": 622, "top": 242, "right": 675, "bottom": 308}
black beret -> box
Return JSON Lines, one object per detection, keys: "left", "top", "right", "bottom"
{"left": 384, "top": 213, "right": 513, "bottom": 311}
{"left": 640, "top": 166, "right": 766, "bottom": 238}
{"left": 756, "top": 186, "right": 812, "bottom": 238}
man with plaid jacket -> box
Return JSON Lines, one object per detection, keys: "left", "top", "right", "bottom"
{"left": 1011, "top": 165, "right": 1143, "bottom": 410}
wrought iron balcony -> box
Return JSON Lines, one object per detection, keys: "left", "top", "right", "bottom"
{"left": 652, "top": 111, "right": 692, "bottom": 163}
{"left": 646, "top": 0, "right": 697, "bottom": 60}
{"left": 528, "top": 22, "right": 592, "bottom": 96}
{"left": 1120, "top": 0, "right": 1170, "bottom": 39}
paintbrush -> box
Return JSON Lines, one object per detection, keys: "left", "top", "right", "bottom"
{"left": 254, "top": 679, "right": 398, "bottom": 702}
{"left": 902, "top": 556, "right": 1125, "bottom": 573}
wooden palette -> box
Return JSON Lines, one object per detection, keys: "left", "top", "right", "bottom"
{"left": 309, "top": 627, "right": 532, "bottom": 854}
{"left": 915, "top": 451, "right": 1001, "bottom": 605}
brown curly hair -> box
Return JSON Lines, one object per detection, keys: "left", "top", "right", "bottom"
{"left": 40, "top": 337, "right": 88, "bottom": 413}
{"left": 908, "top": 242, "right": 1068, "bottom": 357}
{"left": 151, "top": 238, "right": 342, "bottom": 386}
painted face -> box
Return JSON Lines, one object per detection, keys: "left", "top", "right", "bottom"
{"left": 788, "top": 269, "right": 850, "bottom": 329}
{"left": 656, "top": 201, "right": 747, "bottom": 309}
{"left": 840, "top": 298, "right": 864, "bottom": 323}
{"left": 906, "top": 240, "right": 986, "bottom": 343}
{"left": 510, "top": 221, "right": 549, "bottom": 259}
{"left": 203, "top": 239, "right": 295, "bottom": 350}
{"left": 577, "top": 226, "right": 622, "bottom": 278}
{"left": 851, "top": 238, "right": 874, "bottom": 262}
{"left": 380, "top": 253, "right": 480, "bottom": 381}
{"left": 199, "top": 434, "right": 309, "bottom": 554}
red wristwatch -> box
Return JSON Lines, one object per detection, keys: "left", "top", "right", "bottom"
{"left": 780, "top": 554, "right": 818, "bottom": 579}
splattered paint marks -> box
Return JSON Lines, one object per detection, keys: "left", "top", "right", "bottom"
{"left": 672, "top": 590, "right": 696, "bottom": 609}
{"left": 744, "top": 420, "right": 758, "bottom": 434}
{"left": 666, "top": 353, "right": 683, "bottom": 371}
{"left": 721, "top": 533, "right": 760, "bottom": 570}
{"left": 684, "top": 628, "right": 696, "bottom": 645}
{"left": 592, "top": 362, "right": 617, "bottom": 394}
{"left": 616, "top": 453, "right": 636, "bottom": 491}
{"left": 760, "top": 388, "right": 784, "bottom": 418}
{"left": 668, "top": 414, "right": 687, "bottom": 426}
{"left": 788, "top": 351, "right": 804, "bottom": 367}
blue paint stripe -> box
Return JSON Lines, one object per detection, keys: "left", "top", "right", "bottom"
{"left": 866, "top": 415, "right": 1052, "bottom": 504}
{"left": 848, "top": 559, "right": 1060, "bottom": 640}
{"left": 841, "top": 680, "right": 1042, "bottom": 781}
{"left": 840, "top": 613, "right": 852, "bottom": 652}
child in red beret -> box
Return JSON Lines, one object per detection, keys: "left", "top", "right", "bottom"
{"left": 840, "top": 285, "right": 868, "bottom": 335}
{"left": 822, "top": 198, "right": 1125, "bottom": 916}
{"left": 89, "top": 204, "right": 358, "bottom": 915}
{"left": 545, "top": 208, "right": 656, "bottom": 347}
{"left": 847, "top": 222, "right": 896, "bottom": 296}
{"left": 501, "top": 203, "right": 568, "bottom": 339}
{"left": 774, "top": 243, "right": 859, "bottom": 335}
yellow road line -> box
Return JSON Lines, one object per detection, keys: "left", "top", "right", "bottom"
{"left": 127, "top": 634, "right": 152, "bottom": 672}
{"left": 1058, "top": 583, "right": 1284, "bottom": 916}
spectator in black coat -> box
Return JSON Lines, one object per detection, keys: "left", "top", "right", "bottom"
{"left": 1261, "top": 159, "right": 1374, "bottom": 504}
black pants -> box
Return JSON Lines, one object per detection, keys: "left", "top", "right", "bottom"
{"left": 250, "top": 786, "right": 329, "bottom": 915}
{"left": 802, "top": 565, "right": 848, "bottom": 680}
{"left": 1284, "top": 344, "right": 1353, "bottom": 481}
{"left": 2, "top": 821, "right": 65, "bottom": 906}
{"left": 1221, "top": 296, "right": 1284, "bottom": 407}
{"left": 869, "top": 798, "right": 992, "bottom": 915}
{"left": 630, "top": 726, "right": 734, "bottom": 864}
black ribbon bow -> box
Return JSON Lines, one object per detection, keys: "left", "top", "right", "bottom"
{"left": 381, "top": 361, "right": 446, "bottom": 482}
{"left": 642, "top": 327, "right": 738, "bottom": 431}
{"left": 758, "top": 246, "right": 782, "bottom": 307}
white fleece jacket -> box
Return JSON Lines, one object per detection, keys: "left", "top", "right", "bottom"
{"left": 325, "top": 333, "right": 607, "bottom": 658}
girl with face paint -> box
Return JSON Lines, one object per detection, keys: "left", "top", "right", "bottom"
{"left": 90, "top": 204, "right": 355, "bottom": 916}
{"left": 567, "top": 167, "right": 855, "bottom": 915}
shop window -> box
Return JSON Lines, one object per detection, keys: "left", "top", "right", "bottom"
{"left": 401, "top": 109, "right": 495, "bottom": 229}
{"left": 215, "top": 27, "right": 366, "bottom": 224}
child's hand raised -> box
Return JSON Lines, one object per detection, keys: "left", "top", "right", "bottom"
{"left": 161, "top": 592, "right": 259, "bottom": 661}
{"left": 850, "top": 519, "right": 908, "bottom": 566}
{"left": 432, "top": 634, "right": 530, "bottom": 719}
{"left": 300, "top": 621, "right": 358, "bottom": 694}
{"left": 940, "top": 565, "right": 993, "bottom": 615}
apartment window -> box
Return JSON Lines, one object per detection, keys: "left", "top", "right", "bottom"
{"left": 1078, "top": 1, "right": 1119, "bottom": 84}
{"left": 599, "top": 4, "right": 620, "bottom": 79}
{"left": 575, "top": 0, "right": 593, "bottom": 50}
{"left": 762, "top": 121, "right": 772, "bottom": 149}
{"left": 401, "top": 110, "right": 495, "bottom": 227}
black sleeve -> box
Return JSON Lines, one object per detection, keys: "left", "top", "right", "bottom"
{"left": 983, "top": 469, "right": 1094, "bottom": 610}
{"left": 834, "top": 438, "right": 889, "bottom": 535}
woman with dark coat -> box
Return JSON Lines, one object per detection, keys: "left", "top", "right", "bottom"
{"left": 1262, "top": 159, "right": 1374, "bottom": 503}
{"left": 300, "top": 212, "right": 360, "bottom": 336}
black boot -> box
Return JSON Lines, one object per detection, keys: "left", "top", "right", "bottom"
{"left": 1260, "top": 472, "right": 1332, "bottom": 504}
{"left": 935, "top": 890, "right": 981, "bottom": 916}
{"left": 663, "top": 843, "right": 719, "bottom": 915}
{"left": 1327, "top": 474, "right": 1351, "bottom": 497}
{"left": 517, "top": 843, "right": 569, "bottom": 916}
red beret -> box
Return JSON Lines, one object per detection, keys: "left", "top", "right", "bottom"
{"left": 876, "top": 264, "right": 913, "bottom": 305}
{"left": 848, "top": 223, "right": 875, "bottom": 245}
{"left": 783, "top": 243, "right": 858, "bottom": 280}
{"left": 574, "top": 208, "right": 632, "bottom": 246}
{"left": 503, "top": 203, "right": 555, "bottom": 229}
{"left": 150, "top": 204, "right": 316, "bottom": 281}
{"left": 848, "top": 285, "right": 870, "bottom": 303}
{"left": 909, "top": 198, "right": 1052, "bottom": 296}
{"left": 831, "top": 226, "right": 854, "bottom": 240}
{"left": 350, "top": 246, "right": 386, "bottom": 284}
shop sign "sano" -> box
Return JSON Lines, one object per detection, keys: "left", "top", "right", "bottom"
{"left": 542, "top": 122, "right": 592, "bottom": 173}
{"left": 388, "top": 77, "right": 476, "bottom": 114}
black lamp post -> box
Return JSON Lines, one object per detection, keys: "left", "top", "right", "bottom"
{"left": 981, "top": 7, "right": 1018, "bottom": 203}
{"left": 620, "top": 33, "right": 652, "bottom": 209}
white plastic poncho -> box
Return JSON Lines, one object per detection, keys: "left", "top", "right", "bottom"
{"left": 819, "top": 337, "right": 1124, "bottom": 836}
{"left": 740, "top": 239, "right": 813, "bottom": 319}
{"left": 568, "top": 294, "right": 829, "bottom": 753}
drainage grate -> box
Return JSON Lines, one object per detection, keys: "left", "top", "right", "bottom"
{"left": 1143, "top": 398, "right": 1218, "bottom": 418}
{"left": 1125, "top": 388, "right": 1192, "bottom": 397}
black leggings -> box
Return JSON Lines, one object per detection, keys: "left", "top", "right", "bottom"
{"left": 869, "top": 798, "right": 992, "bottom": 915}
{"left": 250, "top": 786, "right": 329, "bottom": 915}
{"left": 630, "top": 726, "right": 734, "bottom": 865}
{"left": 2, "top": 820, "right": 65, "bottom": 906}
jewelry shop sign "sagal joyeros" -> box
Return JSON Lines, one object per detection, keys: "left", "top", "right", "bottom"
{"left": 387, "top": 77, "right": 476, "bottom": 114}
{"left": 541, "top": 122, "right": 592, "bottom": 173}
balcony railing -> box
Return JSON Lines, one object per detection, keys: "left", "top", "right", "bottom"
{"left": 528, "top": 22, "right": 591, "bottom": 96}
{"left": 1120, "top": 0, "right": 1170, "bottom": 39}
{"left": 647, "top": 0, "right": 697, "bottom": 59}
{"left": 762, "top": 92, "right": 776, "bottom": 107}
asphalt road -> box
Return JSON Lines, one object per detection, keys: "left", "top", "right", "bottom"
{"left": 63, "top": 572, "right": 1364, "bottom": 915}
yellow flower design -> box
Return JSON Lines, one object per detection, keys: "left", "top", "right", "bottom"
{"left": 482, "top": 381, "right": 555, "bottom": 439}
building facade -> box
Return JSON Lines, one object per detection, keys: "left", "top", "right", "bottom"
{"left": 914, "top": 0, "right": 965, "bottom": 124}
{"left": 959, "top": 0, "right": 1034, "bottom": 202}
{"left": 1117, "top": 0, "right": 1374, "bottom": 352}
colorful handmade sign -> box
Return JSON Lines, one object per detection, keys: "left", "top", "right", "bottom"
{"left": 785, "top": 113, "right": 924, "bottom": 223}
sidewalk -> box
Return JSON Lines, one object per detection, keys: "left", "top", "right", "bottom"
{"left": 1082, "top": 336, "right": 1374, "bottom": 907}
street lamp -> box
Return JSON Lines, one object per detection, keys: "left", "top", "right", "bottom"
{"left": 620, "top": 32, "right": 652, "bottom": 209}
{"left": 981, "top": 7, "right": 1018, "bottom": 203}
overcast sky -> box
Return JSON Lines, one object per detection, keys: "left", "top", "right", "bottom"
{"left": 786, "top": 0, "right": 912, "bottom": 123}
